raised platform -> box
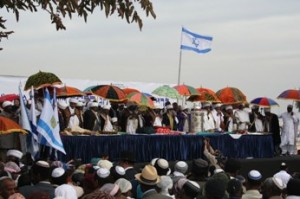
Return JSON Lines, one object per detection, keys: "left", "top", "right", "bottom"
{"left": 59, "top": 133, "right": 274, "bottom": 163}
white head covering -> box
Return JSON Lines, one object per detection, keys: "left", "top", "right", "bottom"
{"left": 157, "top": 175, "right": 173, "bottom": 190}
{"left": 226, "top": 105, "right": 233, "bottom": 111}
{"left": 6, "top": 149, "right": 23, "bottom": 159}
{"left": 102, "top": 104, "right": 111, "bottom": 110}
{"left": 69, "top": 98, "right": 78, "bottom": 104}
{"left": 58, "top": 101, "right": 68, "bottom": 110}
{"left": 55, "top": 184, "right": 77, "bottom": 199}
{"left": 90, "top": 102, "right": 99, "bottom": 108}
{"left": 51, "top": 168, "right": 65, "bottom": 178}
{"left": 96, "top": 168, "right": 110, "bottom": 178}
{"left": 2, "top": 101, "right": 13, "bottom": 108}
{"left": 76, "top": 102, "right": 84, "bottom": 107}
{"left": 100, "top": 183, "right": 120, "bottom": 196}
{"left": 214, "top": 103, "right": 222, "bottom": 108}
{"left": 97, "top": 160, "right": 113, "bottom": 170}
{"left": 111, "top": 117, "right": 118, "bottom": 123}
{"left": 115, "top": 178, "right": 132, "bottom": 193}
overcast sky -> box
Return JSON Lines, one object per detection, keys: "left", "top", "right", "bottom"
{"left": 1, "top": 0, "right": 300, "bottom": 113}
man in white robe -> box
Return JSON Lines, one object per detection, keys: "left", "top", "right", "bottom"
{"left": 279, "top": 105, "right": 299, "bottom": 155}
{"left": 234, "top": 104, "right": 250, "bottom": 132}
{"left": 212, "top": 103, "right": 224, "bottom": 132}
{"left": 190, "top": 105, "right": 203, "bottom": 133}
{"left": 202, "top": 102, "right": 215, "bottom": 132}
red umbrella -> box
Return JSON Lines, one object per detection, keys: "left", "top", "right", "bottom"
{"left": 57, "top": 86, "right": 86, "bottom": 98}
{"left": 91, "top": 85, "right": 126, "bottom": 102}
{"left": 123, "top": 88, "right": 141, "bottom": 96}
{"left": 277, "top": 89, "right": 300, "bottom": 101}
{"left": 216, "top": 87, "right": 247, "bottom": 105}
{"left": 0, "top": 116, "right": 27, "bottom": 134}
{"left": 173, "top": 84, "right": 200, "bottom": 96}
{"left": 0, "top": 94, "right": 19, "bottom": 103}
{"left": 188, "top": 87, "right": 221, "bottom": 102}
{"left": 126, "top": 92, "right": 155, "bottom": 108}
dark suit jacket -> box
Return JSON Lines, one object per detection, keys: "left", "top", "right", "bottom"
{"left": 83, "top": 109, "right": 99, "bottom": 131}
{"left": 19, "top": 182, "right": 55, "bottom": 198}
{"left": 125, "top": 167, "right": 138, "bottom": 181}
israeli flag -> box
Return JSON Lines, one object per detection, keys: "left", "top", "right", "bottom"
{"left": 37, "top": 88, "right": 66, "bottom": 154}
{"left": 180, "top": 27, "right": 213, "bottom": 54}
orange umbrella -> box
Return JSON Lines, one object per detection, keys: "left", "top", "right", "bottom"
{"left": 123, "top": 88, "right": 141, "bottom": 96}
{"left": 188, "top": 87, "right": 221, "bottom": 102}
{"left": 277, "top": 89, "right": 300, "bottom": 101}
{"left": 173, "top": 84, "right": 200, "bottom": 96}
{"left": 57, "top": 86, "right": 86, "bottom": 98}
{"left": 0, "top": 116, "right": 27, "bottom": 134}
{"left": 216, "top": 87, "right": 247, "bottom": 105}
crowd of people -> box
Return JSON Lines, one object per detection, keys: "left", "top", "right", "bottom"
{"left": 0, "top": 94, "right": 299, "bottom": 156}
{"left": 0, "top": 146, "right": 300, "bottom": 199}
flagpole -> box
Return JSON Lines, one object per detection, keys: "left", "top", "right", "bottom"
{"left": 177, "top": 28, "right": 183, "bottom": 86}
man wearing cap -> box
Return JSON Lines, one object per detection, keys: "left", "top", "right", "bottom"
{"left": 264, "top": 108, "right": 281, "bottom": 156}
{"left": 75, "top": 101, "right": 85, "bottom": 128}
{"left": 279, "top": 105, "right": 299, "bottom": 156}
{"left": 0, "top": 101, "right": 18, "bottom": 122}
{"left": 242, "top": 170, "right": 263, "bottom": 199}
{"left": 273, "top": 162, "right": 292, "bottom": 188}
{"left": 19, "top": 161, "right": 55, "bottom": 198}
{"left": 64, "top": 98, "right": 80, "bottom": 129}
{"left": 212, "top": 103, "right": 225, "bottom": 132}
{"left": 162, "top": 105, "right": 178, "bottom": 131}
{"left": 177, "top": 105, "right": 191, "bottom": 132}
{"left": 190, "top": 105, "right": 204, "bottom": 133}
{"left": 234, "top": 104, "right": 250, "bottom": 133}
{"left": 135, "top": 165, "right": 171, "bottom": 199}
{"left": 224, "top": 105, "right": 235, "bottom": 132}
{"left": 6, "top": 149, "right": 23, "bottom": 167}
{"left": 248, "top": 105, "right": 264, "bottom": 133}
{"left": 83, "top": 102, "right": 102, "bottom": 131}
{"left": 202, "top": 102, "right": 215, "bottom": 132}
{"left": 99, "top": 104, "right": 114, "bottom": 132}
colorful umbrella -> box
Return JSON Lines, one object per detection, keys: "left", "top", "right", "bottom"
{"left": 0, "top": 94, "right": 19, "bottom": 103}
{"left": 123, "top": 88, "right": 141, "bottom": 96}
{"left": 126, "top": 92, "right": 155, "bottom": 108}
{"left": 24, "top": 71, "right": 62, "bottom": 90}
{"left": 152, "top": 85, "right": 181, "bottom": 99}
{"left": 173, "top": 84, "right": 200, "bottom": 96}
{"left": 83, "top": 85, "right": 98, "bottom": 95}
{"left": 57, "top": 86, "right": 86, "bottom": 98}
{"left": 216, "top": 87, "right": 247, "bottom": 105}
{"left": 250, "top": 97, "right": 279, "bottom": 107}
{"left": 277, "top": 89, "right": 300, "bottom": 101}
{"left": 187, "top": 87, "right": 221, "bottom": 102}
{"left": 0, "top": 116, "right": 27, "bottom": 134}
{"left": 91, "top": 85, "right": 126, "bottom": 102}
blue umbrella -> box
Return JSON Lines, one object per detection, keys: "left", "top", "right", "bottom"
{"left": 250, "top": 97, "right": 279, "bottom": 107}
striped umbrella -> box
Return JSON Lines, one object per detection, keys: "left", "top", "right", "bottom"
{"left": 173, "top": 84, "right": 200, "bottom": 96}
{"left": 250, "top": 97, "right": 279, "bottom": 107}
{"left": 91, "top": 85, "right": 126, "bottom": 102}
{"left": 188, "top": 87, "right": 220, "bottom": 102}
{"left": 216, "top": 87, "right": 247, "bottom": 105}
{"left": 277, "top": 89, "right": 300, "bottom": 101}
{"left": 126, "top": 92, "right": 155, "bottom": 108}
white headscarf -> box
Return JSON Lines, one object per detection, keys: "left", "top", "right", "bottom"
{"left": 55, "top": 184, "right": 77, "bottom": 199}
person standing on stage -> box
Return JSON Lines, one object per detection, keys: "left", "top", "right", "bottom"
{"left": 279, "top": 104, "right": 299, "bottom": 156}
{"left": 234, "top": 104, "right": 250, "bottom": 133}
{"left": 264, "top": 107, "right": 281, "bottom": 156}
{"left": 162, "top": 104, "right": 178, "bottom": 130}
{"left": 248, "top": 105, "right": 264, "bottom": 133}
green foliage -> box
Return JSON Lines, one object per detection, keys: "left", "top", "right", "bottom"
{"left": 0, "top": 0, "right": 156, "bottom": 50}
{"left": 24, "top": 71, "right": 62, "bottom": 90}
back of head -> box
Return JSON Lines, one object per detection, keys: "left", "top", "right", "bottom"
{"left": 192, "top": 158, "right": 208, "bottom": 177}
{"left": 227, "top": 178, "right": 242, "bottom": 197}
{"left": 261, "top": 177, "right": 284, "bottom": 199}
{"left": 205, "top": 178, "right": 226, "bottom": 199}
{"left": 247, "top": 170, "right": 262, "bottom": 188}
{"left": 182, "top": 180, "right": 200, "bottom": 199}
{"left": 31, "top": 160, "right": 51, "bottom": 182}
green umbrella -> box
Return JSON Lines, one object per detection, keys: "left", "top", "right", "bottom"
{"left": 151, "top": 85, "right": 181, "bottom": 99}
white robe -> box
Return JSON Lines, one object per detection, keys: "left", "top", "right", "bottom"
{"left": 234, "top": 109, "right": 250, "bottom": 131}
{"left": 203, "top": 111, "right": 215, "bottom": 131}
{"left": 279, "top": 112, "right": 299, "bottom": 154}
{"left": 190, "top": 110, "right": 203, "bottom": 133}
{"left": 212, "top": 109, "right": 224, "bottom": 131}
